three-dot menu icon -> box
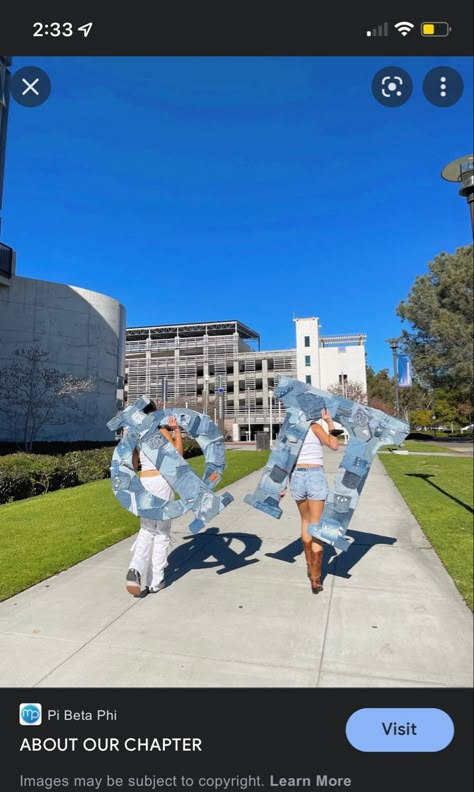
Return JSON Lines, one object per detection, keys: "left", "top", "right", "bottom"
{"left": 423, "top": 67, "right": 464, "bottom": 106}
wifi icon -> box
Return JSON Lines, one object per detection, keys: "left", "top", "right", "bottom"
{"left": 394, "top": 21, "right": 415, "bottom": 36}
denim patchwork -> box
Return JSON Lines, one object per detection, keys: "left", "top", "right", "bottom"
{"left": 107, "top": 399, "right": 234, "bottom": 532}
{"left": 244, "top": 377, "right": 409, "bottom": 551}
{"left": 243, "top": 405, "right": 311, "bottom": 518}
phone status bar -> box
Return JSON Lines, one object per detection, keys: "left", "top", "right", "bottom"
{"left": 0, "top": 7, "right": 473, "bottom": 55}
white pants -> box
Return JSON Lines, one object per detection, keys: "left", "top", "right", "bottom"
{"left": 130, "top": 475, "right": 173, "bottom": 588}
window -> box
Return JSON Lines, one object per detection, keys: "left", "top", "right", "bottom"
{"left": 304, "top": 336, "right": 310, "bottom": 347}
{"left": 305, "top": 355, "right": 311, "bottom": 366}
{"left": 305, "top": 375, "right": 312, "bottom": 384}
{"left": 339, "top": 373, "right": 348, "bottom": 397}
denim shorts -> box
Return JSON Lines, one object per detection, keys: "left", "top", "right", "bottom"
{"left": 290, "top": 466, "right": 329, "bottom": 502}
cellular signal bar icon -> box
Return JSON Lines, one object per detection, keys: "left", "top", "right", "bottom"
{"left": 367, "top": 22, "right": 389, "bottom": 37}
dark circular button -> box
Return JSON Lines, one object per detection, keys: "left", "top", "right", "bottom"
{"left": 423, "top": 66, "right": 463, "bottom": 107}
{"left": 372, "top": 66, "right": 413, "bottom": 107}
{"left": 11, "top": 66, "right": 51, "bottom": 107}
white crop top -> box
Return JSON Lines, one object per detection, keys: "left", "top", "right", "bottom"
{"left": 296, "top": 425, "right": 324, "bottom": 465}
{"left": 139, "top": 449, "right": 158, "bottom": 472}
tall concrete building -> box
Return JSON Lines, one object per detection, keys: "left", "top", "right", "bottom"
{"left": 125, "top": 318, "right": 366, "bottom": 440}
{"left": 0, "top": 270, "right": 126, "bottom": 443}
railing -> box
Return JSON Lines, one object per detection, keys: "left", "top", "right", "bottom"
{"left": 0, "top": 241, "right": 13, "bottom": 279}
{"left": 232, "top": 409, "right": 286, "bottom": 423}
{"left": 320, "top": 334, "right": 367, "bottom": 346}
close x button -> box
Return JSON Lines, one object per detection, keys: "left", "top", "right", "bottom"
{"left": 346, "top": 708, "right": 454, "bottom": 752}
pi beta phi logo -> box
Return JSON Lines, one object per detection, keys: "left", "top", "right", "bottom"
{"left": 19, "top": 703, "right": 42, "bottom": 726}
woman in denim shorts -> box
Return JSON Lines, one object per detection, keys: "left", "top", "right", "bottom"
{"left": 289, "top": 408, "right": 339, "bottom": 593}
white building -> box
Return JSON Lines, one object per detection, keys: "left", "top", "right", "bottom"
{"left": 295, "top": 317, "right": 367, "bottom": 392}
{"left": 125, "top": 317, "right": 367, "bottom": 441}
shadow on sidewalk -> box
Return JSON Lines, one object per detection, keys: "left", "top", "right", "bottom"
{"left": 164, "top": 527, "right": 261, "bottom": 588}
{"left": 266, "top": 529, "right": 396, "bottom": 583}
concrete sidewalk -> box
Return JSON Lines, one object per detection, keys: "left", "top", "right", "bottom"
{"left": 0, "top": 449, "right": 472, "bottom": 688}
{"left": 378, "top": 451, "right": 466, "bottom": 457}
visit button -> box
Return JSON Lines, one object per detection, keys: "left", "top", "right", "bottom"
{"left": 346, "top": 708, "right": 454, "bottom": 752}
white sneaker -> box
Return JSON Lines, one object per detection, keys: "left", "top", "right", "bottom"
{"left": 125, "top": 568, "right": 141, "bottom": 596}
{"left": 146, "top": 582, "right": 166, "bottom": 594}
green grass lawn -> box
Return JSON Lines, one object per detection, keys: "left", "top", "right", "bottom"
{"left": 381, "top": 441, "right": 462, "bottom": 454}
{"left": 0, "top": 450, "right": 269, "bottom": 602}
{"left": 381, "top": 455, "right": 473, "bottom": 609}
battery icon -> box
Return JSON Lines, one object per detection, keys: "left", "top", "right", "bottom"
{"left": 421, "top": 22, "right": 451, "bottom": 36}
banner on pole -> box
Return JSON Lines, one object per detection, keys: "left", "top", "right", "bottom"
{"left": 398, "top": 355, "right": 412, "bottom": 387}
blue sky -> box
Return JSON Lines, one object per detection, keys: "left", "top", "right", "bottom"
{"left": 3, "top": 56, "right": 473, "bottom": 372}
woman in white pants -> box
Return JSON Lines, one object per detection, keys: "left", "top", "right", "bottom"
{"left": 126, "top": 404, "right": 183, "bottom": 596}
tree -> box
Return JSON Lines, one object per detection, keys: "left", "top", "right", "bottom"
{"left": 0, "top": 346, "right": 95, "bottom": 451}
{"left": 396, "top": 245, "right": 473, "bottom": 399}
{"left": 366, "top": 365, "right": 435, "bottom": 421}
{"left": 432, "top": 394, "right": 457, "bottom": 428}
{"left": 410, "top": 408, "right": 433, "bottom": 428}
{"left": 456, "top": 402, "right": 473, "bottom": 426}
{"left": 327, "top": 380, "right": 367, "bottom": 404}
{"left": 366, "top": 367, "right": 396, "bottom": 414}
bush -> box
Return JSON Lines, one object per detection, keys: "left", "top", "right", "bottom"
{"left": 407, "top": 432, "right": 435, "bottom": 441}
{"left": 0, "top": 441, "right": 116, "bottom": 457}
{"left": 182, "top": 437, "right": 203, "bottom": 459}
{"left": 0, "top": 438, "right": 203, "bottom": 504}
{"left": 0, "top": 453, "right": 75, "bottom": 504}
{"left": 62, "top": 448, "right": 113, "bottom": 484}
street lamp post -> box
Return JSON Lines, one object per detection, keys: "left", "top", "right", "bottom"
{"left": 0, "top": 57, "right": 12, "bottom": 241}
{"left": 161, "top": 377, "right": 168, "bottom": 410}
{"left": 442, "top": 154, "right": 474, "bottom": 233}
{"left": 204, "top": 377, "right": 209, "bottom": 416}
{"left": 269, "top": 389, "right": 273, "bottom": 448}
{"left": 247, "top": 387, "right": 251, "bottom": 442}
{"left": 385, "top": 338, "right": 400, "bottom": 417}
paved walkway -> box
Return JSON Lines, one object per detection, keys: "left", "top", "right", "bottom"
{"left": 0, "top": 449, "right": 472, "bottom": 688}
{"left": 379, "top": 451, "right": 467, "bottom": 457}
{"left": 437, "top": 442, "right": 473, "bottom": 456}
